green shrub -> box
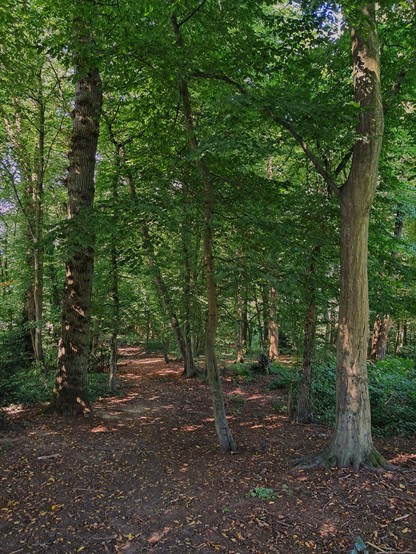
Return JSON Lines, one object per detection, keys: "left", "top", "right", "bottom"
{"left": 267, "top": 363, "right": 298, "bottom": 390}
{"left": 267, "top": 356, "right": 416, "bottom": 436}
{"left": 1, "top": 365, "right": 122, "bottom": 407}
{"left": 368, "top": 357, "right": 416, "bottom": 436}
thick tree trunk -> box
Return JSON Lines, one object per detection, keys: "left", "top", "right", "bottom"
{"left": 172, "top": 13, "right": 235, "bottom": 452}
{"left": 49, "top": 17, "right": 102, "bottom": 414}
{"left": 268, "top": 287, "right": 279, "bottom": 361}
{"left": 304, "top": 5, "right": 391, "bottom": 469}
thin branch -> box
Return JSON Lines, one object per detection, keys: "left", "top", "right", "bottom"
{"left": 191, "top": 70, "right": 246, "bottom": 93}
{"left": 178, "top": 0, "right": 209, "bottom": 27}
{"left": 268, "top": 112, "right": 341, "bottom": 197}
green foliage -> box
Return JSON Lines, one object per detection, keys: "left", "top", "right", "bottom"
{"left": 1, "top": 362, "right": 122, "bottom": 406}
{"left": 267, "top": 363, "right": 298, "bottom": 390}
{"left": 267, "top": 357, "right": 416, "bottom": 436}
{"left": 368, "top": 358, "right": 416, "bottom": 437}
{"left": 248, "top": 487, "right": 276, "bottom": 501}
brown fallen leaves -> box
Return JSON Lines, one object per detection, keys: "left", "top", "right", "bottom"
{"left": 1, "top": 348, "right": 415, "bottom": 553}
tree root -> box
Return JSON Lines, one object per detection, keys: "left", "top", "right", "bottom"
{"left": 294, "top": 445, "right": 396, "bottom": 472}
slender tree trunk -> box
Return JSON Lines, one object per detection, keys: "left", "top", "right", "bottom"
{"left": 108, "top": 139, "right": 121, "bottom": 392}
{"left": 235, "top": 282, "right": 245, "bottom": 363}
{"left": 181, "top": 188, "right": 197, "bottom": 377}
{"left": 110, "top": 132, "right": 190, "bottom": 371}
{"left": 141, "top": 223, "right": 188, "bottom": 365}
{"left": 172, "top": 13, "right": 235, "bottom": 452}
{"left": 261, "top": 285, "right": 269, "bottom": 352}
{"left": 33, "top": 69, "right": 45, "bottom": 367}
{"left": 296, "top": 246, "right": 320, "bottom": 423}
{"left": 308, "top": 5, "right": 391, "bottom": 469}
{"left": 268, "top": 287, "right": 279, "bottom": 361}
{"left": 49, "top": 6, "right": 102, "bottom": 414}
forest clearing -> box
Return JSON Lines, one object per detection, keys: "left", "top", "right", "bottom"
{"left": 1, "top": 348, "right": 415, "bottom": 554}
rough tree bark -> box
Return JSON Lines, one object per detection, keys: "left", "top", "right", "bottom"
{"left": 49, "top": 4, "right": 102, "bottom": 415}
{"left": 303, "top": 5, "right": 391, "bottom": 469}
{"left": 172, "top": 13, "right": 236, "bottom": 452}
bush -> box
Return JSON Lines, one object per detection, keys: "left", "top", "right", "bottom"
{"left": 267, "top": 356, "right": 416, "bottom": 436}
{"left": 368, "top": 357, "right": 416, "bottom": 436}
{"left": 1, "top": 365, "right": 122, "bottom": 407}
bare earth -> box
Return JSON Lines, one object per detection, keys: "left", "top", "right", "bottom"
{"left": 1, "top": 348, "right": 415, "bottom": 554}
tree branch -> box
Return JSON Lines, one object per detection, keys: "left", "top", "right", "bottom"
{"left": 178, "top": 0, "right": 209, "bottom": 27}
{"left": 268, "top": 112, "right": 341, "bottom": 197}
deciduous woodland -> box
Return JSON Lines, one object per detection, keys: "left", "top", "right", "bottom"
{"left": 0, "top": 1, "right": 415, "bottom": 552}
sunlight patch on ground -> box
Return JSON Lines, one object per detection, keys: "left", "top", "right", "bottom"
{"left": 90, "top": 425, "right": 109, "bottom": 433}
{"left": 182, "top": 424, "right": 203, "bottom": 432}
{"left": 390, "top": 453, "right": 416, "bottom": 464}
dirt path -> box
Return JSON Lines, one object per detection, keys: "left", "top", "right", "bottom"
{"left": 1, "top": 348, "right": 415, "bottom": 553}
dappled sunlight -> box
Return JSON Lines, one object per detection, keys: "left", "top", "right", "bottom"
{"left": 319, "top": 521, "right": 337, "bottom": 538}
{"left": 390, "top": 452, "right": 416, "bottom": 465}
{"left": 90, "top": 425, "right": 109, "bottom": 433}
{"left": 182, "top": 424, "right": 203, "bottom": 432}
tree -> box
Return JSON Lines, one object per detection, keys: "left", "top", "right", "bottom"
{"left": 49, "top": 0, "right": 102, "bottom": 415}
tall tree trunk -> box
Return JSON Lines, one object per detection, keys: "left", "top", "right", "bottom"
{"left": 49, "top": 5, "right": 102, "bottom": 415}
{"left": 32, "top": 68, "right": 45, "bottom": 367}
{"left": 109, "top": 154, "right": 120, "bottom": 393}
{"left": 296, "top": 246, "right": 320, "bottom": 424}
{"left": 141, "top": 223, "right": 188, "bottom": 366}
{"left": 268, "top": 287, "right": 279, "bottom": 361}
{"left": 108, "top": 130, "right": 190, "bottom": 372}
{"left": 172, "top": 13, "right": 235, "bottom": 452}
{"left": 181, "top": 184, "right": 197, "bottom": 377}
{"left": 236, "top": 282, "right": 244, "bottom": 363}
{"left": 261, "top": 285, "right": 269, "bottom": 352}
{"left": 371, "top": 315, "right": 390, "bottom": 362}
{"left": 309, "top": 5, "right": 390, "bottom": 469}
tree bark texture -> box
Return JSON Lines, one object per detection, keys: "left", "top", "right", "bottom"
{"left": 50, "top": 25, "right": 102, "bottom": 414}
{"left": 312, "top": 5, "right": 390, "bottom": 469}
{"left": 172, "top": 13, "right": 236, "bottom": 452}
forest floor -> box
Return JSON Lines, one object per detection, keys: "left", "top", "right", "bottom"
{"left": 0, "top": 348, "right": 415, "bottom": 554}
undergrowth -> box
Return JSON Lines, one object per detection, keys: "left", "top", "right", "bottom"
{"left": 267, "top": 356, "right": 416, "bottom": 436}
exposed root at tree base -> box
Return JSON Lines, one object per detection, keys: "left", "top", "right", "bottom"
{"left": 294, "top": 446, "right": 396, "bottom": 472}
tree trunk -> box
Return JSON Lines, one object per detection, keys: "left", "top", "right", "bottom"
{"left": 49, "top": 6, "right": 102, "bottom": 415}
{"left": 261, "top": 285, "right": 269, "bottom": 352}
{"left": 181, "top": 189, "right": 197, "bottom": 377}
{"left": 306, "top": 5, "right": 390, "bottom": 469}
{"left": 268, "top": 287, "right": 279, "bottom": 361}
{"left": 109, "top": 131, "right": 191, "bottom": 373}
{"left": 172, "top": 13, "right": 235, "bottom": 452}
{"left": 236, "top": 282, "right": 244, "bottom": 363}
{"left": 371, "top": 315, "right": 390, "bottom": 362}
{"left": 33, "top": 69, "right": 45, "bottom": 367}
{"left": 296, "top": 246, "right": 320, "bottom": 424}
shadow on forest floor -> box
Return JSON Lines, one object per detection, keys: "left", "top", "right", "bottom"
{"left": 0, "top": 347, "right": 415, "bottom": 553}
